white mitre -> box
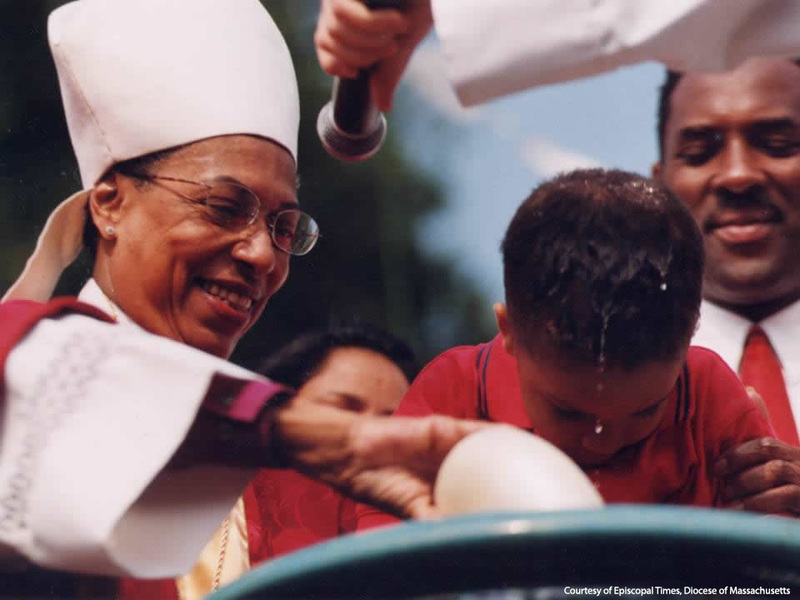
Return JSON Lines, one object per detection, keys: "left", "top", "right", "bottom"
{"left": 4, "top": 0, "right": 299, "bottom": 303}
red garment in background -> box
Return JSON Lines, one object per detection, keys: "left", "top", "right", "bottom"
{"left": 245, "top": 469, "right": 356, "bottom": 563}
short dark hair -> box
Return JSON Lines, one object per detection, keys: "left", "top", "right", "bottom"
{"left": 257, "top": 320, "right": 418, "bottom": 388}
{"left": 656, "top": 59, "right": 800, "bottom": 161}
{"left": 501, "top": 168, "right": 704, "bottom": 370}
{"left": 656, "top": 70, "right": 683, "bottom": 162}
{"left": 83, "top": 147, "right": 178, "bottom": 257}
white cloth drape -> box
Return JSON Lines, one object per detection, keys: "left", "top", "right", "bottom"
{"left": 0, "top": 280, "right": 259, "bottom": 577}
{"left": 432, "top": 0, "right": 800, "bottom": 106}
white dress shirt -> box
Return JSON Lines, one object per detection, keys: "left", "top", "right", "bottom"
{"left": 432, "top": 0, "right": 800, "bottom": 106}
{"left": 0, "top": 280, "right": 258, "bottom": 577}
{"left": 692, "top": 299, "right": 800, "bottom": 438}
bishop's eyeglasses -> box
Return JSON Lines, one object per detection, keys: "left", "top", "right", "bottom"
{"left": 140, "top": 174, "right": 319, "bottom": 256}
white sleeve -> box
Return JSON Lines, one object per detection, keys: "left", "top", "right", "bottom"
{"left": 0, "top": 313, "right": 261, "bottom": 577}
{"left": 432, "top": 0, "right": 800, "bottom": 107}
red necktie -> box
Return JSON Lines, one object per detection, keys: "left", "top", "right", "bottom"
{"left": 738, "top": 325, "right": 799, "bottom": 445}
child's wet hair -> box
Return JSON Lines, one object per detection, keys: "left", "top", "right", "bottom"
{"left": 501, "top": 168, "right": 704, "bottom": 370}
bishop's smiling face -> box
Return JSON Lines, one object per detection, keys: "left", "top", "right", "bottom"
{"left": 96, "top": 135, "right": 297, "bottom": 358}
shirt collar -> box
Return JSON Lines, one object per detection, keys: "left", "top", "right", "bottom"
{"left": 692, "top": 300, "right": 751, "bottom": 370}
{"left": 77, "top": 278, "right": 138, "bottom": 328}
{"left": 693, "top": 298, "right": 800, "bottom": 386}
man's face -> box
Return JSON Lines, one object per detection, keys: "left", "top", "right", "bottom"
{"left": 105, "top": 135, "right": 296, "bottom": 358}
{"left": 657, "top": 58, "right": 800, "bottom": 311}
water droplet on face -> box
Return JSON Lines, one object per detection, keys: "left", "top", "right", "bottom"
{"left": 594, "top": 421, "right": 604, "bottom": 435}
{"left": 660, "top": 282, "right": 667, "bottom": 291}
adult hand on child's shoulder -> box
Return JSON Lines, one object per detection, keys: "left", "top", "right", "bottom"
{"left": 714, "top": 437, "right": 800, "bottom": 516}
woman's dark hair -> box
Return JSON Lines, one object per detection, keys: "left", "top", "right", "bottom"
{"left": 82, "top": 147, "right": 178, "bottom": 257}
{"left": 501, "top": 168, "right": 704, "bottom": 370}
{"left": 257, "top": 320, "right": 418, "bottom": 388}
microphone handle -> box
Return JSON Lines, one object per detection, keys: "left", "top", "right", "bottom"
{"left": 330, "top": 70, "right": 382, "bottom": 136}
{"left": 333, "top": 0, "right": 403, "bottom": 135}
{"left": 317, "top": 0, "right": 405, "bottom": 161}
{"left": 363, "top": 0, "right": 404, "bottom": 7}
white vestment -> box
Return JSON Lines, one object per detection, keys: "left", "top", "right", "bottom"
{"left": 432, "top": 0, "right": 800, "bottom": 106}
{"left": 0, "top": 280, "right": 261, "bottom": 577}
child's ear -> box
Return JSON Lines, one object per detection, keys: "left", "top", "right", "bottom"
{"left": 494, "top": 303, "right": 516, "bottom": 356}
{"left": 651, "top": 161, "right": 662, "bottom": 181}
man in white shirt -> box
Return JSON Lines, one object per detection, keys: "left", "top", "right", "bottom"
{"left": 652, "top": 57, "right": 800, "bottom": 515}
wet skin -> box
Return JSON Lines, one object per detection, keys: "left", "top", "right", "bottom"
{"left": 494, "top": 303, "right": 683, "bottom": 468}
{"left": 512, "top": 348, "right": 683, "bottom": 468}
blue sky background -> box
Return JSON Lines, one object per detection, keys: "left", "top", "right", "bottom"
{"left": 393, "top": 39, "right": 667, "bottom": 307}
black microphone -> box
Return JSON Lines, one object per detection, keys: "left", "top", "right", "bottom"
{"left": 317, "top": 0, "right": 403, "bottom": 162}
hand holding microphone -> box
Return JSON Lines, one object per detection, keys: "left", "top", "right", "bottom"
{"left": 315, "top": 0, "right": 432, "bottom": 161}
{"left": 317, "top": 66, "right": 390, "bottom": 162}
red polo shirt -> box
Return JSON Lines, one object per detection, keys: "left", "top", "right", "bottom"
{"left": 357, "top": 336, "right": 773, "bottom": 531}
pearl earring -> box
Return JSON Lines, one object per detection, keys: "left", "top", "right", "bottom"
{"left": 594, "top": 420, "right": 604, "bottom": 435}
{"left": 105, "top": 225, "right": 116, "bottom": 236}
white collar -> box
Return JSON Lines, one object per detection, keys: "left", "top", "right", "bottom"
{"left": 77, "top": 278, "right": 138, "bottom": 328}
{"left": 693, "top": 298, "right": 800, "bottom": 386}
{"left": 692, "top": 300, "right": 751, "bottom": 371}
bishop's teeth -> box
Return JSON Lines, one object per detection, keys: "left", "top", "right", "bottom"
{"left": 202, "top": 281, "right": 253, "bottom": 311}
